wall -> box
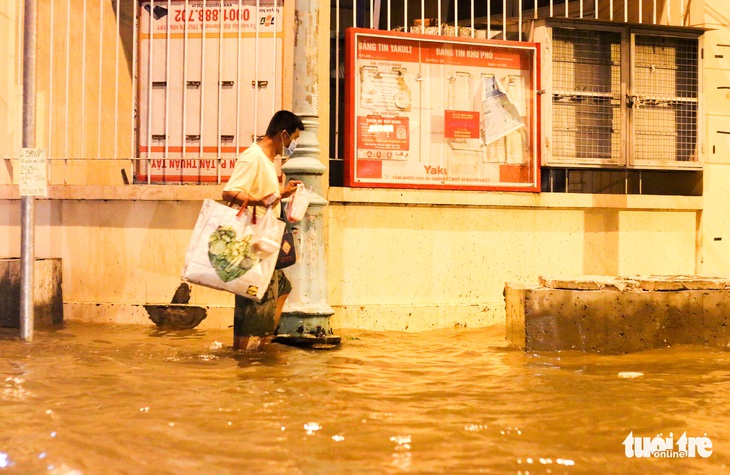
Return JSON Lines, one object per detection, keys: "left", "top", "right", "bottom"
{"left": 326, "top": 189, "right": 700, "bottom": 330}
{"left": 699, "top": 0, "right": 730, "bottom": 277}
{"left": 0, "top": 2, "right": 22, "bottom": 183}
{"left": 0, "top": 186, "right": 701, "bottom": 331}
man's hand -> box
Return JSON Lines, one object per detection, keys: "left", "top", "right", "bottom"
{"left": 281, "top": 180, "right": 303, "bottom": 199}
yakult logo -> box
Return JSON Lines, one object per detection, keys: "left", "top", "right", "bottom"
{"left": 623, "top": 432, "right": 713, "bottom": 458}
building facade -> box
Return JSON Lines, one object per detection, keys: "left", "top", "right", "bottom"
{"left": 1, "top": 0, "right": 728, "bottom": 331}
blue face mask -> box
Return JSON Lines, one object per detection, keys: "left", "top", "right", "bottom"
{"left": 283, "top": 131, "right": 297, "bottom": 156}
{"left": 284, "top": 139, "right": 297, "bottom": 156}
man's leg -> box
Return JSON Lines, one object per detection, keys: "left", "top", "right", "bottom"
{"left": 233, "top": 279, "right": 277, "bottom": 351}
{"left": 233, "top": 270, "right": 293, "bottom": 350}
{"left": 272, "top": 270, "right": 293, "bottom": 334}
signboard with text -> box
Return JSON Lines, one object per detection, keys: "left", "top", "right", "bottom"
{"left": 19, "top": 148, "right": 48, "bottom": 197}
{"left": 345, "top": 29, "right": 540, "bottom": 191}
{"left": 137, "top": 0, "right": 285, "bottom": 183}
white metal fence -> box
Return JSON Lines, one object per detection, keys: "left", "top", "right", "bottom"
{"left": 4, "top": 0, "right": 697, "bottom": 186}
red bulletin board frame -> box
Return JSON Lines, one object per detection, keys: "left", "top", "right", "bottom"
{"left": 344, "top": 28, "right": 541, "bottom": 192}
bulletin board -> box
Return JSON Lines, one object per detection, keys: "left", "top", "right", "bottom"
{"left": 344, "top": 28, "right": 540, "bottom": 191}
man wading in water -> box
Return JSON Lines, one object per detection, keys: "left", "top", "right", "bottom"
{"left": 221, "top": 110, "right": 303, "bottom": 351}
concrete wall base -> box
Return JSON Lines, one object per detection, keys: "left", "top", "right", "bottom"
{"left": 0, "top": 258, "right": 63, "bottom": 328}
{"left": 505, "top": 276, "right": 730, "bottom": 354}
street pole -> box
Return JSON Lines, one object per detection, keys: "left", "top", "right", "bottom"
{"left": 279, "top": 0, "right": 334, "bottom": 334}
{"left": 20, "top": 0, "right": 38, "bottom": 341}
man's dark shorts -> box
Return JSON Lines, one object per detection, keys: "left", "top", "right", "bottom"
{"left": 233, "top": 270, "right": 292, "bottom": 337}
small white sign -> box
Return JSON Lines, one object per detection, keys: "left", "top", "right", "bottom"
{"left": 18, "top": 148, "right": 48, "bottom": 197}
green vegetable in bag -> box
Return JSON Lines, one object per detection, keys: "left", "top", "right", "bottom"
{"left": 207, "top": 225, "right": 260, "bottom": 282}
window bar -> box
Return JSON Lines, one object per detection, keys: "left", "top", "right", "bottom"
{"left": 595, "top": 0, "right": 598, "bottom": 19}
{"left": 421, "top": 0, "right": 425, "bottom": 34}
{"left": 97, "top": 0, "right": 104, "bottom": 158}
{"left": 353, "top": 0, "right": 356, "bottom": 29}
{"left": 404, "top": 0, "right": 408, "bottom": 35}
{"left": 471, "top": 0, "right": 475, "bottom": 38}
{"left": 653, "top": 0, "right": 657, "bottom": 24}
{"left": 550, "top": 0, "right": 553, "bottom": 17}
{"left": 565, "top": 0, "right": 568, "bottom": 18}
{"left": 15, "top": 1, "right": 22, "bottom": 157}
{"left": 534, "top": 0, "right": 538, "bottom": 19}
{"left": 518, "top": 0, "right": 522, "bottom": 41}
{"left": 370, "top": 0, "right": 373, "bottom": 28}
{"left": 182, "top": 0, "right": 190, "bottom": 165}
{"left": 334, "top": 0, "right": 340, "bottom": 159}
{"left": 200, "top": 0, "right": 207, "bottom": 178}
{"left": 273, "top": 0, "right": 279, "bottom": 117}
{"left": 639, "top": 0, "right": 642, "bottom": 24}
{"left": 64, "top": 0, "right": 71, "bottom": 178}
{"left": 165, "top": 0, "right": 172, "bottom": 180}
{"left": 132, "top": 0, "right": 138, "bottom": 179}
{"left": 48, "top": 0, "right": 54, "bottom": 162}
{"left": 147, "top": 0, "right": 155, "bottom": 184}
{"left": 503, "top": 0, "right": 506, "bottom": 40}
{"left": 439, "top": 0, "right": 442, "bottom": 35}
{"left": 254, "top": 0, "right": 259, "bottom": 135}
{"left": 114, "top": 0, "right": 121, "bottom": 158}
{"left": 81, "top": 0, "right": 88, "bottom": 159}
{"left": 624, "top": 0, "right": 628, "bottom": 22}
{"left": 387, "top": 0, "right": 391, "bottom": 30}
{"left": 235, "top": 0, "right": 242, "bottom": 159}
{"left": 217, "top": 1, "right": 224, "bottom": 183}
{"left": 487, "top": 0, "right": 490, "bottom": 37}
{"left": 454, "top": 0, "right": 457, "bottom": 36}
{"left": 610, "top": 0, "right": 613, "bottom": 21}
{"left": 580, "top": 0, "right": 583, "bottom": 18}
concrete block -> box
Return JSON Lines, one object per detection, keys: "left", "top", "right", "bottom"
{"left": 632, "top": 275, "right": 729, "bottom": 291}
{"left": 701, "top": 290, "right": 730, "bottom": 349}
{"left": 505, "top": 276, "right": 730, "bottom": 354}
{"left": 0, "top": 258, "right": 63, "bottom": 328}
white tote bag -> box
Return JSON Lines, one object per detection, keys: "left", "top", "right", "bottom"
{"left": 182, "top": 199, "right": 285, "bottom": 301}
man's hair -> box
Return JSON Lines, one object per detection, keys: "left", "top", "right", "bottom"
{"left": 265, "top": 110, "right": 304, "bottom": 137}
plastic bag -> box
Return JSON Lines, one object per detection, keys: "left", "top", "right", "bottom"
{"left": 285, "top": 184, "right": 311, "bottom": 223}
{"left": 182, "top": 199, "right": 285, "bottom": 301}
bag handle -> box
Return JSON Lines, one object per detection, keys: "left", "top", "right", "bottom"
{"left": 226, "top": 191, "right": 251, "bottom": 218}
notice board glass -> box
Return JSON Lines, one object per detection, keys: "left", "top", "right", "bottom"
{"left": 344, "top": 28, "right": 540, "bottom": 191}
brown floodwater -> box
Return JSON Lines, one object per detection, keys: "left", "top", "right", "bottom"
{"left": 0, "top": 322, "right": 729, "bottom": 475}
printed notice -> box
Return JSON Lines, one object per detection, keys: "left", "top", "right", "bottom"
{"left": 18, "top": 148, "right": 48, "bottom": 197}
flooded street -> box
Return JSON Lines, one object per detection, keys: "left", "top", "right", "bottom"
{"left": 1, "top": 322, "right": 729, "bottom": 474}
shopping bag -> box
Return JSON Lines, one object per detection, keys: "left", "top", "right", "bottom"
{"left": 275, "top": 231, "right": 296, "bottom": 269}
{"left": 181, "top": 199, "right": 285, "bottom": 301}
{"left": 284, "top": 184, "right": 311, "bottom": 223}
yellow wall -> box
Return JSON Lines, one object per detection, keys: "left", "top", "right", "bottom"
{"left": 0, "top": 2, "right": 22, "bottom": 181}
{"left": 698, "top": 0, "right": 730, "bottom": 277}
{"left": 0, "top": 187, "right": 701, "bottom": 331}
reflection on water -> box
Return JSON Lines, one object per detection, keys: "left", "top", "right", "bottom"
{"left": 1, "top": 322, "right": 729, "bottom": 474}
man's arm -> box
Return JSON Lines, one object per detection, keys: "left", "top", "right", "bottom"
{"left": 223, "top": 189, "right": 283, "bottom": 207}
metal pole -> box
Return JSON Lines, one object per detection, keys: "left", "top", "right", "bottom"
{"left": 21, "top": 0, "right": 38, "bottom": 342}
{"left": 280, "top": 0, "right": 334, "bottom": 334}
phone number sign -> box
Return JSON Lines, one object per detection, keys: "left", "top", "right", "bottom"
{"left": 19, "top": 148, "right": 48, "bottom": 197}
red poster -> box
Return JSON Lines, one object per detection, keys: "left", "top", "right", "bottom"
{"left": 444, "top": 111, "right": 480, "bottom": 139}
{"left": 357, "top": 116, "right": 409, "bottom": 156}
